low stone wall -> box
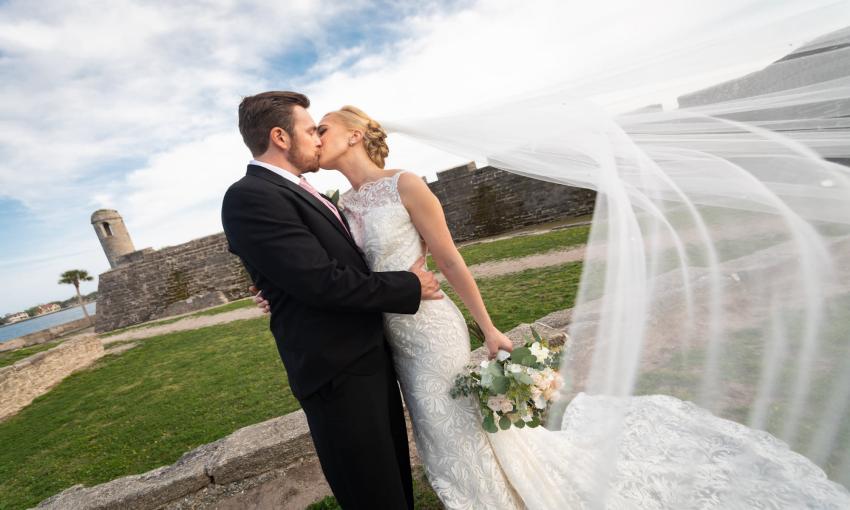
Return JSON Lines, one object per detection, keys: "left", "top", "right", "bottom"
{"left": 428, "top": 162, "right": 597, "bottom": 242}
{"left": 0, "top": 316, "right": 94, "bottom": 353}
{"left": 34, "top": 321, "right": 568, "bottom": 509}
{"left": 0, "top": 334, "right": 104, "bottom": 421}
{"left": 35, "top": 410, "right": 329, "bottom": 510}
{"left": 96, "top": 233, "right": 252, "bottom": 333}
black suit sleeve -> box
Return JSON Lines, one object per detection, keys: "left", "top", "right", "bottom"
{"left": 222, "top": 186, "right": 421, "bottom": 314}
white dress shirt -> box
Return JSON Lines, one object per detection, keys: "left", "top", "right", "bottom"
{"left": 249, "top": 159, "right": 301, "bottom": 185}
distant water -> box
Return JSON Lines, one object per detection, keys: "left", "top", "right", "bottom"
{"left": 0, "top": 303, "right": 96, "bottom": 343}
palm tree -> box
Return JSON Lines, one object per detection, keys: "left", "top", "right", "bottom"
{"left": 59, "top": 269, "right": 94, "bottom": 324}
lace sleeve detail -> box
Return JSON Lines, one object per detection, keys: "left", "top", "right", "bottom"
{"left": 390, "top": 170, "right": 406, "bottom": 191}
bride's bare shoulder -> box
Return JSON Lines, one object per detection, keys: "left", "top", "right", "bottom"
{"left": 393, "top": 170, "right": 441, "bottom": 213}
{"left": 393, "top": 170, "right": 428, "bottom": 192}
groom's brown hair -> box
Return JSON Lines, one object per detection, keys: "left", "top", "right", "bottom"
{"left": 238, "top": 91, "right": 310, "bottom": 156}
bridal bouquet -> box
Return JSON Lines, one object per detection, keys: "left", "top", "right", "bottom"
{"left": 450, "top": 327, "right": 564, "bottom": 433}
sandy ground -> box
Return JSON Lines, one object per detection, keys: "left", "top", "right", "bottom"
{"left": 100, "top": 245, "right": 585, "bottom": 344}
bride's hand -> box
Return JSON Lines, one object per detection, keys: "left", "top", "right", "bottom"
{"left": 249, "top": 285, "right": 270, "bottom": 314}
{"left": 483, "top": 328, "right": 513, "bottom": 360}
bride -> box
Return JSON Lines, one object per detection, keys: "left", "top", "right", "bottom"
{"left": 256, "top": 103, "right": 850, "bottom": 509}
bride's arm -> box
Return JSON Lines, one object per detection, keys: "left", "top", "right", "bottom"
{"left": 397, "top": 172, "right": 513, "bottom": 358}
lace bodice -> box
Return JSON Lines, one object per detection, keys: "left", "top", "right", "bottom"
{"left": 338, "top": 172, "right": 425, "bottom": 272}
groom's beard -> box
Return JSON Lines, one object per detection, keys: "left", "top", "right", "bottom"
{"left": 291, "top": 140, "right": 320, "bottom": 174}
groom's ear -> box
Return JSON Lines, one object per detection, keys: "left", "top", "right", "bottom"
{"left": 269, "top": 127, "right": 290, "bottom": 151}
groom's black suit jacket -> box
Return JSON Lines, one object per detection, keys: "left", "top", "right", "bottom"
{"left": 221, "top": 164, "right": 421, "bottom": 399}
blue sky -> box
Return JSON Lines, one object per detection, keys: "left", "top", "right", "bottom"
{"left": 1, "top": 0, "right": 846, "bottom": 315}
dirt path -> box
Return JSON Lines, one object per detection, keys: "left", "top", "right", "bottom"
{"left": 438, "top": 245, "right": 586, "bottom": 281}
{"left": 100, "top": 307, "right": 265, "bottom": 344}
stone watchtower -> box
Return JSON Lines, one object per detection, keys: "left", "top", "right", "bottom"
{"left": 91, "top": 209, "right": 135, "bottom": 269}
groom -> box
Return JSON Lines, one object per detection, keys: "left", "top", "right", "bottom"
{"left": 221, "top": 91, "right": 442, "bottom": 509}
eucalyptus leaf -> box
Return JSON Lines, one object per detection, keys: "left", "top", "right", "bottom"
{"left": 491, "top": 375, "right": 510, "bottom": 394}
{"left": 499, "top": 415, "right": 511, "bottom": 430}
{"left": 483, "top": 414, "right": 498, "bottom": 433}
{"left": 516, "top": 373, "right": 534, "bottom": 385}
{"left": 511, "top": 346, "right": 532, "bottom": 360}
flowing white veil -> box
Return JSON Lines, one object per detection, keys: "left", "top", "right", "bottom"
{"left": 385, "top": 0, "right": 850, "bottom": 494}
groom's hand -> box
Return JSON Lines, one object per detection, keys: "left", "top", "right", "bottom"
{"left": 409, "top": 256, "right": 443, "bottom": 301}
{"left": 249, "top": 285, "right": 270, "bottom": 314}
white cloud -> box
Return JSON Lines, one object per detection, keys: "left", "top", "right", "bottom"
{"left": 1, "top": 0, "right": 846, "bottom": 314}
{"left": 0, "top": 0, "right": 352, "bottom": 207}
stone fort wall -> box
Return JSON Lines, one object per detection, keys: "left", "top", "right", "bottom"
{"left": 96, "top": 233, "right": 252, "bottom": 332}
{"left": 95, "top": 165, "right": 595, "bottom": 332}
{"left": 430, "top": 163, "right": 596, "bottom": 241}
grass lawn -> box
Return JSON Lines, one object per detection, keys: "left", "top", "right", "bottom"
{"left": 101, "top": 297, "right": 255, "bottom": 337}
{"left": 0, "top": 317, "right": 297, "bottom": 510}
{"left": 444, "top": 262, "right": 583, "bottom": 350}
{"left": 428, "top": 224, "right": 589, "bottom": 269}
{"left": 0, "top": 262, "right": 584, "bottom": 509}
{"left": 0, "top": 340, "right": 62, "bottom": 368}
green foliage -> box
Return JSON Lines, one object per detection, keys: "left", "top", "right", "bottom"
{"left": 57, "top": 269, "right": 94, "bottom": 287}
{"left": 306, "top": 496, "right": 340, "bottom": 510}
{"left": 482, "top": 414, "right": 498, "bottom": 434}
{"left": 451, "top": 330, "right": 565, "bottom": 434}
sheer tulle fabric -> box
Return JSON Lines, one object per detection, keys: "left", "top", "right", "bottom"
{"left": 383, "top": 0, "right": 850, "bottom": 500}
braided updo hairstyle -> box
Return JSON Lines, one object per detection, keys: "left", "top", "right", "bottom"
{"left": 329, "top": 105, "right": 389, "bottom": 168}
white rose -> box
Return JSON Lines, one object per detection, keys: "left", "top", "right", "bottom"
{"left": 496, "top": 350, "right": 511, "bottom": 362}
{"left": 533, "top": 394, "right": 547, "bottom": 409}
{"left": 530, "top": 342, "right": 550, "bottom": 363}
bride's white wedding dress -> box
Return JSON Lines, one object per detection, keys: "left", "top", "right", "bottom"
{"left": 338, "top": 171, "right": 850, "bottom": 509}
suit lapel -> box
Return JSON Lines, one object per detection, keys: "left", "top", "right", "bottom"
{"left": 246, "top": 165, "right": 361, "bottom": 253}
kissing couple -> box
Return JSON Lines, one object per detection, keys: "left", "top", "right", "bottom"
{"left": 221, "top": 91, "right": 850, "bottom": 509}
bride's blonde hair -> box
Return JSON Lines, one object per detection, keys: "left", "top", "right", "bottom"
{"left": 327, "top": 105, "right": 389, "bottom": 168}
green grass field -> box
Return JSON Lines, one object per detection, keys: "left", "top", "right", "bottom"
{"left": 0, "top": 318, "right": 298, "bottom": 510}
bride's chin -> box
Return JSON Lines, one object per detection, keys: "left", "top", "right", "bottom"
{"left": 318, "top": 159, "right": 337, "bottom": 171}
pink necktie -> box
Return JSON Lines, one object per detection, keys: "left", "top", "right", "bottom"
{"left": 299, "top": 176, "right": 350, "bottom": 235}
